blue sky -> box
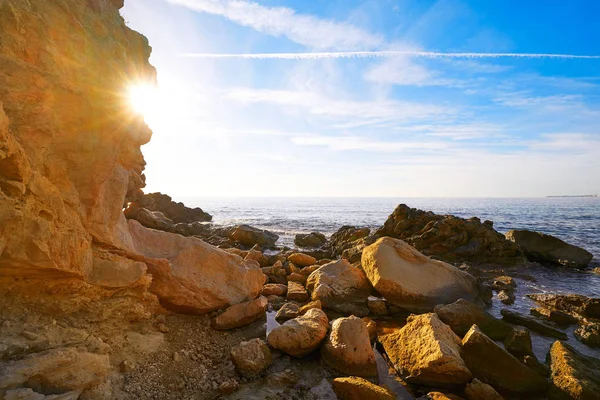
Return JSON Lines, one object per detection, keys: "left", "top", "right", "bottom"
{"left": 122, "top": 0, "right": 600, "bottom": 197}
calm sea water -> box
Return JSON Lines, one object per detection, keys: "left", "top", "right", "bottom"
{"left": 186, "top": 196, "right": 600, "bottom": 358}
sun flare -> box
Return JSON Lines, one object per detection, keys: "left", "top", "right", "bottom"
{"left": 127, "top": 84, "right": 159, "bottom": 117}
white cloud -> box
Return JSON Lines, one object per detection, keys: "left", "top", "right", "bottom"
{"left": 291, "top": 135, "right": 451, "bottom": 152}
{"left": 167, "top": 0, "right": 383, "bottom": 50}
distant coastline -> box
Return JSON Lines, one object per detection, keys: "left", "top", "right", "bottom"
{"left": 547, "top": 194, "right": 599, "bottom": 198}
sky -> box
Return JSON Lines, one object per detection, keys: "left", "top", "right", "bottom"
{"left": 121, "top": 0, "right": 600, "bottom": 198}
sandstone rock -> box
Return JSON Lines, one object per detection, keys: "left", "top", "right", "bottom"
{"left": 276, "top": 302, "right": 300, "bottom": 323}
{"left": 300, "top": 265, "right": 320, "bottom": 276}
{"left": 321, "top": 316, "right": 377, "bottom": 377}
{"left": 531, "top": 307, "right": 579, "bottom": 326}
{"left": 295, "top": 232, "right": 327, "bottom": 248}
{"left": 423, "top": 393, "right": 464, "bottom": 400}
{"left": 331, "top": 377, "right": 395, "bottom": 400}
{"left": 362, "top": 237, "right": 479, "bottom": 313}
{"left": 325, "top": 226, "right": 371, "bottom": 258}
{"left": 136, "top": 192, "right": 212, "bottom": 222}
{"left": 548, "top": 340, "right": 600, "bottom": 399}
{"left": 363, "top": 317, "right": 378, "bottom": 341}
{"left": 464, "top": 378, "right": 503, "bottom": 400}
{"left": 287, "top": 253, "right": 317, "bottom": 267}
{"left": 367, "top": 297, "right": 388, "bottom": 316}
{"left": 491, "top": 275, "right": 516, "bottom": 291}
{"left": 287, "top": 272, "right": 307, "bottom": 284}
{"left": 461, "top": 325, "right": 547, "bottom": 394}
{"left": 434, "top": 299, "right": 512, "bottom": 340}
{"left": 230, "top": 338, "right": 272, "bottom": 378}
{"left": 129, "top": 220, "right": 265, "bottom": 314}
{"left": 287, "top": 281, "right": 309, "bottom": 302}
{"left": 376, "top": 204, "right": 525, "bottom": 265}
{"left": 500, "top": 309, "right": 568, "bottom": 340}
{"left": 0, "top": 348, "right": 110, "bottom": 394}
{"left": 123, "top": 204, "right": 174, "bottom": 231}
{"left": 212, "top": 296, "right": 268, "bottom": 330}
{"left": 87, "top": 248, "right": 147, "bottom": 289}
{"left": 504, "top": 327, "right": 534, "bottom": 358}
{"left": 306, "top": 259, "right": 371, "bottom": 316}
{"left": 298, "top": 300, "right": 322, "bottom": 315}
{"left": 524, "top": 355, "right": 551, "bottom": 378}
{"left": 267, "top": 308, "right": 329, "bottom": 357}
{"left": 506, "top": 229, "right": 593, "bottom": 268}
{"left": 379, "top": 313, "right": 471, "bottom": 386}
{"left": 574, "top": 323, "right": 600, "bottom": 347}
{"left": 229, "top": 225, "right": 279, "bottom": 248}
{"left": 497, "top": 290, "right": 515, "bottom": 305}
{"left": 261, "top": 284, "right": 288, "bottom": 297}
{"left": 245, "top": 249, "right": 269, "bottom": 267}
{"left": 527, "top": 293, "right": 600, "bottom": 319}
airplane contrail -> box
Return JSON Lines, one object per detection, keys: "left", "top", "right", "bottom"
{"left": 181, "top": 50, "right": 600, "bottom": 60}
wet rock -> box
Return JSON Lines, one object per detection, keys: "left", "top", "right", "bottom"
{"left": 461, "top": 325, "right": 547, "bottom": 395}
{"left": 331, "top": 376, "right": 395, "bottom": 400}
{"left": 261, "top": 283, "right": 288, "bottom": 297}
{"left": 230, "top": 338, "right": 272, "bottom": 378}
{"left": 497, "top": 290, "right": 515, "bottom": 305}
{"left": 287, "top": 281, "right": 309, "bottom": 302}
{"left": 500, "top": 309, "right": 568, "bottom": 340}
{"left": 506, "top": 229, "right": 593, "bottom": 268}
{"left": 464, "top": 378, "right": 503, "bottom": 400}
{"left": 229, "top": 224, "right": 279, "bottom": 248}
{"left": 547, "top": 340, "right": 600, "bottom": 400}
{"left": 267, "top": 308, "right": 329, "bottom": 357}
{"left": 212, "top": 296, "right": 268, "bottom": 330}
{"left": 379, "top": 313, "right": 471, "bottom": 387}
{"left": 491, "top": 276, "right": 516, "bottom": 291}
{"left": 287, "top": 253, "right": 317, "bottom": 267}
{"left": 531, "top": 307, "right": 579, "bottom": 326}
{"left": 276, "top": 302, "right": 300, "bottom": 323}
{"left": 136, "top": 192, "right": 212, "bottom": 223}
{"left": 0, "top": 348, "right": 110, "bottom": 394}
{"left": 434, "top": 299, "right": 513, "bottom": 340}
{"left": 362, "top": 237, "right": 479, "bottom": 313}
{"left": 295, "top": 232, "right": 327, "bottom": 248}
{"left": 528, "top": 293, "right": 600, "bottom": 319}
{"left": 376, "top": 204, "right": 525, "bottom": 265}
{"left": 367, "top": 297, "right": 388, "bottom": 316}
{"left": 321, "top": 316, "right": 377, "bottom": 377}
{"left": 574, "top": 323, "right": 600, "bottom": 347}
{"left": 129, "top": 220, "right": 265, "bottom": 314}
{"left": 504, "top": 327, "right": 534, "bottom": 358}
{"left": 306, "top": 259, "right": 371, "bottom": 316}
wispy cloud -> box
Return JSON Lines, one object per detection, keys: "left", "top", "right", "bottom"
{"left": 167, "top": 0, "right": 383, "bottom": 50}
{"left": 182, "top": 50, "right": 600, "bottom": 60}
{"left": 291, "top": 135, "right": 451, "bottom": 152}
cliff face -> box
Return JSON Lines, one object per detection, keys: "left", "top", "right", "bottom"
{"left": 0, "top": 0, "right": 155, "bottom": 281}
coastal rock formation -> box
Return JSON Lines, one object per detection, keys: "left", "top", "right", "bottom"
{"left": 324, "top": 226, "right": 373, "bottom": 262}
{"left": 434, "top": 299, "right": 513, "bottom": 340}
{"left": 228, "top": 224, "right": 279, "bottom": 248}
{"left": 306, "top": 259, "right": 372, "bottom": 316}
{"left": 461, "top": 325, "right": 547, "bottom": 395}
{"left": 548, "top": 341, "right": 600, "bottom": 400}
{"left": 376, "top": 204, "right": 525, "bottom": 265}
{"left": 379, "top": 313, "right": 472, "bottom": 387}
{"left": 331, "top": 377, "right": 395, "bottom": 400}
{"left": 129, "top": 220, "right": 265, "bottom": 314}
{"left": 133, "top": 192, "right": 212, "bottom": 222}
{"left": 527, "top": 293, "right": 600, "bottom": 319}
{"left": 267, "top": 308, "right": 329, "bottom": 357}
{"left": 362, "top": 237, "right": 479, "bottom": 312}
{"left": 464, "top": 379, "right": 504, "bottom": 400}
{"left": 574, "top": 323, "right": 600, "bottom": 347}
{"left": 287, "top": 253, "right": 317, "bottom": 267}
{"left": 506, "top": 229, "right": 593, "bottom": 268}
{"left": 294, "top": 232, "right": 327, "bottom": 248}
{"left": 501, "top": 309, "right": 568, "bottom": 340}
{"left": 321, "top": 316, "right": 377, "bottom": 377}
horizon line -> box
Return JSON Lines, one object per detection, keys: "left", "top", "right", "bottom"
{"left": 180, "top": 50, "right": 600, "bottom": 60}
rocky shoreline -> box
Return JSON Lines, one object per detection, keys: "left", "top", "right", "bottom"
{"left": 1, "top": 1, "right": 599, "bottom": 400}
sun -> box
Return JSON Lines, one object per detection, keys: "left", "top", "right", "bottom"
{"left": 127, "top": 84, "right": 159, "bottom": 118}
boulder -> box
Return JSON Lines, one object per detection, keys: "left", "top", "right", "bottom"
{"left": 136, "top": 192, "right": 212, "bottom": 222}
{"left": 362, "top": 237, "right": 479, "bottom": 313}
{"left": 527, "top": 293, "right": 600, "bottom": 319}
{"left": 464, "top": 379, "right": 503, "bottom": 400}
{"left": 461, "top": 325, "right": 547, "bottom": 394}
{"left": 325, "top": 226, "right": 371, "bottom": 257}
{"left": 422, "top": 393, "right": 464, "bottom": 400}
{"left": 506, "top": 229, "right": 593, "bottom": 268}
{"left": 287, "top": 253, "right": 318, "bottom": 267}
{"left": 375, "top": 204, "right": 525, "bottom": 265}
{"left": 298, "top": 300, "right": 322, "bottom": 315}
{"left": 267, "top": 308, "right": 329, "bottom": 357}
{"left": 245, "top": 249, "right": 269, "bottom": 267}
{"left": 287, "top": 281, "right": 309, "bottom": 302}
{"left": 287, "top": 272, "right": 307, "bottom": 284}
{"left": 212, "top": 296, "right": 268, "bottom": 330}
{"left": 367, "top": 297, "right": 388, "bottom": 316}
{"left": 275, "top": 302, "right": 300, "bottom": 323}
{"left": 306, "top": 259, "right": 372, "bottom": 316}
{"left": 531, "top": 307, "right": 579, "bottom": 326}
{"left": 500, "top": 309, "right": 568, "bottom": 340}
{"left": 229, "top": 225, "right": 279, "bottom": 248}
{"left": 504, "top": 327, "right": 534, "bottom": 358}
{"left": 128, "top": 220, "right": 265, "bottom": 314}
{"left": 261, "top": 283, "right": 288, "bottom": 297}
{"left": 434, "top": 299, "right": 513, "bottom": 340}
{"left": 0, "top": 348, "right": 110, "bottom": 394}
{"left": 331, "top": 377, "right": 395, "bottom": 400}
{"left": 547, "top": 340, "right": 600, "bottom": 400}
{"left": 123, "top": 204, "right": 174, "bottom": 231}
{"left": 321, "top": 316, "right": 377, "bottom": 377}
{"left": 230, "top": 338, "right": 272, "bottom": 378}
{"left": 379, "top": 313, "right": 471, "bottom": 386}
{"left": 574, "top": 323, "right": 600, "bottom": 347}
{"left": 295, "top": 232, "right": 327, "bottom": 248}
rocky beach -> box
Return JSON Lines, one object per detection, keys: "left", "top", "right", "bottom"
{"left": 1, "top": 1, "right": 600, "bottom": 400}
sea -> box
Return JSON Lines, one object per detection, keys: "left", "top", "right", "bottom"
{"left": 186, "top": 196, "right": 600, "bottom": 359}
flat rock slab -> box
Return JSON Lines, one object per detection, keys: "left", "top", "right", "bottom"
{"left": 434, "top": 299, "right": 513, "bottom": 340}
{"left": 548, "top": 340, "right": 600, "bottom": 400}
{"left": 501, "top": 309, "right": 568, "bottom": 340}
